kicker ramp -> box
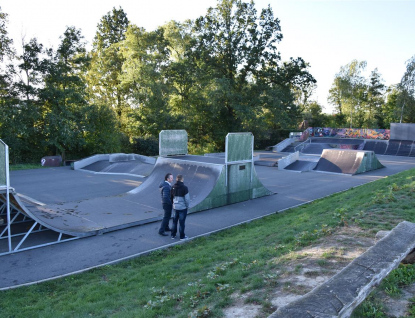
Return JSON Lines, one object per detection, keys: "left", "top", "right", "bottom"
{"left": 313, "top": 149, "right": 384, "bottom": 175}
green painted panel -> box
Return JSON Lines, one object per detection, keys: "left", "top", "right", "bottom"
{"left": 190, "top": 166, "right": 227, "bottom": 212}
{"left": 189, "top": 162, "right": 273, "bottom": 213}
{"left": 251, "top": 167, "right": 274, "bottom": 198}
{"left": 227, "top": 163, "right": 252, "bottom": 204}
{"left": 226, "top": 133, "right": 253, "bottom": 162}
{"left": 159, "top": 130, "right": 188, "bottom": 156}
{"left": 355, "top": 151, "right": 384, "bottom": 175}
{"left": 0, "top": 140, "right": 6, "bottom": 186}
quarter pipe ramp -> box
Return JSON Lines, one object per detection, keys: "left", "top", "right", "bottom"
{"left": 2, "top": 156, "right": 273, "bottom": 238}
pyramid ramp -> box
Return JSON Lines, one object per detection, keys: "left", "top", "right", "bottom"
{"left": 313, "top": 149, "right": 384, "bottom": 175}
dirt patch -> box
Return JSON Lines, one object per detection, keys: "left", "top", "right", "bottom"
{"left": 223, "top": 226, "right": 415, "bottom": 317}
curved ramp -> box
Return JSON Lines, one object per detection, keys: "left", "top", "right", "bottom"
{"left": 8, "top": 156, "right": 273, "bottom": 237}
{"left": 313, "top": 149, "right": 384, "bottom": 175}
{"left": 75, "top": 153, "right": 156, "bottom": 177}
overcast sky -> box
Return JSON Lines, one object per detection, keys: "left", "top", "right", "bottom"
{"left": 2, "top": 0, "right": 415, "bottom": 113}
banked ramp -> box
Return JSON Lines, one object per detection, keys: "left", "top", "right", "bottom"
{"left": 313, "top": 149, "right": 384, "bottom": 175}
{"left": 3, "top": 156, "right": 272, "bottom": 238}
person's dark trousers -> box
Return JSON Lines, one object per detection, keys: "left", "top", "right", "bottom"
{"left": 171, "top": 209, "right": 187, "bottom": 239}
{"left": 159, "top": 204, "right": 172, "bottom": 234}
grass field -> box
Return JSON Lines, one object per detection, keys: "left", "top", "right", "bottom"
{"left": 1, "top": 168, "right": 415, "bottom": 317}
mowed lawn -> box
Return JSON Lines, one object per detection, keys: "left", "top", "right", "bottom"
{"left": 1, "top": 168, "right": 415, "bottom": 318}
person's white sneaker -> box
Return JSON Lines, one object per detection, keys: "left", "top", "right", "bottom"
{"left": 180, "top": 236, "right": 189, "bottom": 241}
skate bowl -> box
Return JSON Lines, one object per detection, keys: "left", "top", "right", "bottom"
{"left": 313, "top": 149, "right": 384, "bottom": 175}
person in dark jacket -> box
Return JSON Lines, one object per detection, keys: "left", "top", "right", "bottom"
{"left": 171, "top": 174, "right": 190, "bottom": 240}
{"left": 158, "top": 172, "right": 173, "bottom": 236}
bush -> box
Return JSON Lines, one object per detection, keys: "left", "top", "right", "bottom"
{"left": 131, "top": 136, "right": 159, "bottom": 156}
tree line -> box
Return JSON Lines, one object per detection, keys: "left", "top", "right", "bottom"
{"left": 0, "top": 1, "right": 414, "bottom": 164}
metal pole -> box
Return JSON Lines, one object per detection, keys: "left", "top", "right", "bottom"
{"left": 5, "top": 144, "right": 11, "bottom": 252}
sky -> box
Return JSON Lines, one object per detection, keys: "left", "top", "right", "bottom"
{"left": 2, "top": 0, "right": 415, "bottom": 113}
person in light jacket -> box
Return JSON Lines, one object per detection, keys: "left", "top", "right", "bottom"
{"left": 171, "top": 174, "right": 190, "bottom": 240}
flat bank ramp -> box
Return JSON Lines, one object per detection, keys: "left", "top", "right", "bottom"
{"left": 9, "top": 156, "right": 272, "bottom": 237}
{"left": 313, "top": 149, "right": 384, "bottom": 175}
{"left": 269, "top": 221, "right": 415, "bottom": 318}
{"left": 284, "top": 160, "right": 317, "bottom": 172}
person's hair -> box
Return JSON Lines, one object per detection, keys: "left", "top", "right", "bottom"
{"left": 165, "top": 173, "right": 172, "bottom": 181}
{"left": 176, "top": 174, "right": 183, "bottom": 181}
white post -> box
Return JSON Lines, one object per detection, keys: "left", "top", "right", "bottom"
{"left": 0, "top": 140, "right": 11, "bottom": 252}
{"left": 5, "top": 143, "right": 11, "bottom": 252}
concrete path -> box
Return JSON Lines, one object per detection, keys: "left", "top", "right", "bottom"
{"left": 1, "top": 154, "right": 414, "bottom": 289}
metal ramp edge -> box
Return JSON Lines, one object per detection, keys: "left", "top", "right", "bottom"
{"left": 0, "top": 190, "right": 79, "bottom": 255}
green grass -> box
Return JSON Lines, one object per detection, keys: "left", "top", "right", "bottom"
{"left": 1, "top": 168, "right": 415, "bottom": 317}
{"left": 352, "top": 263, "right": 415, "bottom": 318}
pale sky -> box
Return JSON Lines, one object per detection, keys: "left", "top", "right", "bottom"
{"left": 2, "top": 0, "right": 415, "bottom": 113}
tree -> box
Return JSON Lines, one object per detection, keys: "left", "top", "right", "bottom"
{"left": 0, "top": 6, "right": 14, "bottom": 101}
{"left": 39, "top": 27, "right": 89, "bottom": 160}
{"left": 14, "top": 38, "right": 45, "bottom": 101}
{"left": 380, "top": 85, "right": 401, "bottom": 128}
{"left": 0, "top": 6, "right": 13, "bottom": 61}
{"left": 120, "top": 25, "right": 173, "bottom": 137}
{"left": 398, "top": 55, "right": 415, "bottom": 123}
{"left": 366, "top": 68, "right": 385, "bottom": 127}
{"left": 6, "top": 38, "right": 47, "bottom": 160}
{"left": 328, "top": 60, "right": 368, "bottom": 128}
{"left": 190, "top": 0, "right": 284, "bottom": 135}
{"left": 87, "top": 7, "right": 129, "bottom": 126}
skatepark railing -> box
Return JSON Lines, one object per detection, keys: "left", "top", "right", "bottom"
{"left": 294, "top": 138, "right": 311, "bottom": 153}
{"left": 273, "top": 138, "right": 294, "bottom": 152}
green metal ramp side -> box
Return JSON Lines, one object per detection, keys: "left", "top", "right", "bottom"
{"left": 159, "top": 130, "right": 188, "bottom": 156}
{"left": 355, "top": 151, "right": 384, "bottom": 174}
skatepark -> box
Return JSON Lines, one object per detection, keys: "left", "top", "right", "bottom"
{"left": 1, "top": 126, "right": 415, "bottom": 290}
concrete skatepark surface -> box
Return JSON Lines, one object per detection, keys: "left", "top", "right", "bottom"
{"left": 2, "top": 155, "right": 271, "bottom": 238}
{"left": 1, "top": 153, "right": 415, "bottom": 289}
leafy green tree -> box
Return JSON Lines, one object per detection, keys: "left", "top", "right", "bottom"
{"left": 0, "top": 6, "right": 13, "bottom": 61}
{"left": 39, "top": 27, "right": 89, "bottom": 160}
{"left": 83, "top": 102, "right": 122, "bottom": 154}
{"left": 120, "top": 25, "right": 173, "bottom": 137}
{"left": 301, "top": 101, "right": 326, "bottom": 127}
{"left": 0, "top": 7, "right": 33, "bottom": 162}
{"left": 87, "top": 7, "right": 129, "bottom": 128}
{"left": 14, "top": 38, "right": 45, "bottom": 101}
{"left": 190, "top": 0, "right": 283, "bottom": 136}
{"left": 366, "top": 68, "right": 385, "bottom": 127}
{"left": 5, "top": 38, "right": 47, "bottom": 161}
{"left": 0, "top": 6, "right": 14, "bottom": 102}
{"left": 398, "top": 55, "right": 415, "bottom": 123}
{"left": 380, "top": 85, "right": 401, "bottom": 128}
{"left": 328, "top": 60, "right": 368, "bottom": 128}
